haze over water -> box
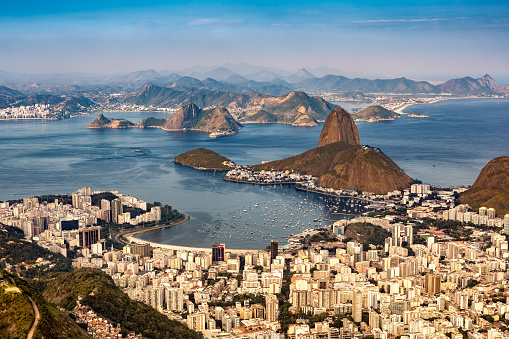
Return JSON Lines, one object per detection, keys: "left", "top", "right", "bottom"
{"left": 0, "top": 98, "right": 508, "bottom": 249}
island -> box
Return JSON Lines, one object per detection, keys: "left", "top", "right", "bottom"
{"left": 86, "top": 104, "right": 242, "bottom": 136}
{"left": 174, "top": 148, "right": 236, "bottom": 170}
{"left": 408, "top": 113, "right": 430, "bottom": 118}
{"left": 350, "top": 105, "right": 400, "bottom": 122}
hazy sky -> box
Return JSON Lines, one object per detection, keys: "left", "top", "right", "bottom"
{"left": 2, "top": 0, "right": 509, "bottom": 83}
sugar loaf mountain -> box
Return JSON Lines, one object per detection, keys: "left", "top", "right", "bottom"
{"left": 179, "top": 108, "right": 412, "bottom": 194}
{"left": 254, "top": 108, "right": 412, "bottom": 194}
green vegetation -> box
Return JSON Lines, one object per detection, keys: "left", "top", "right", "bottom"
{"left": 351, "top": 105, "right": 400, "bottom": 121}
{"left": 135, "top": 117, "right": 166, "bottom": 128}
{"left": 0, "top": 270, "right": 89, "bottom": 339}
{"left": 41, "top": 268, "right": 201, "bottom": 339}
{"left": 0, "top": 229, "right": 73, "bottom": 280}
{"left": 344, "top": 222, "right": 391, "bottom": 246}
{"left": 175, "top": 148, "right": 234, "bottom": 170}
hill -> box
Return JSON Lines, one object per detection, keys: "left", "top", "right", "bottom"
{"left": 87, "top": 114, "right": 135, "bottom": 129}
{"left": 175, "top": 148, "right": 234, "bottom": 170}
{"left": 250, "top": 91, "right": 337, "bottom": 126}
{"left": 351, "top": 105, "right": 400, "bottom": 122}
{"left": 242, "top": 110, "right": 278, "bottom": 123}
{"left": 297, "top": 75, "right": 438, "bottom": 94}
{"left": 459, "top": 156, "right": 509, "bottom": 216}
{"left": 0, "top": 270, "right": 89, "bottom": 339}
{"left": 344, "top": 222, "right": 391, "bottom": 246}
{"left": 135, "top": 117, "right": 167, "bottom": 128}
{"left": 41, "top": 268, "right": 201, "bottom": 339}
{"left": 162, "top": 103, "right": 241, "bottom": 133}
{"left": 439, "top": 74, "right": 499, "bottom": 94}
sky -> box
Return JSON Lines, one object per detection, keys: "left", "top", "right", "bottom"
{"left": 1, "top": 0, "right": 509, "bottom": 83}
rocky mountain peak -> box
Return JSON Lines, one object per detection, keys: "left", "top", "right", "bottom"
{"left": 318, "top": 108, "right": 360, "bottom": 147}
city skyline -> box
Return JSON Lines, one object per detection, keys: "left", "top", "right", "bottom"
{"left": 1, "top": 0, "right": 509, "bottom": 83}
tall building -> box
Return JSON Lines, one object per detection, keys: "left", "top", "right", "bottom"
{"left": 78, "top": 226, "right": 100, "bottom": 249}
{"left": 111, "top": 198, "right": 123, "bottom": 224}
{"left": 270, "top": 240, "right": 278, "bottom": 264}
{"left": 212, "top": 243, "right": 225, "bottom": 264}
{"left": 425, "top": 273, "right": 441, "bottom": 295}
{"left": 504, "top": 214, "right": 509, "bottom": 235}
{"left": 352, "top": 289, "right": 362, "bottom": 323}
{"left": 187, "top": 313, "right": 206, "bottom": 331}
{"left": 265, "top": 294, "right": 279, "bottom": 322}
{"left": 166, "top": 287, "right": 184, "bottom": 311}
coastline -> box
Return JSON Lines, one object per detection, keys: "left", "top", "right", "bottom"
{"left": 123, "top": 214, "right": 260, "bottom": 254}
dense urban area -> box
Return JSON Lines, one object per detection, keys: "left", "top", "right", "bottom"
{"left": 2, "top": 178, "right": 509, "bottom": 339}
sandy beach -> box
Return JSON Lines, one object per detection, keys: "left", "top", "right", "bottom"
{"left": 126, "top": 235, "right": 261, "bottom": 255}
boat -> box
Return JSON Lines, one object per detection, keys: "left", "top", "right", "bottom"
{"left": 134, "top": 149, "right": 143, "bottom": 152}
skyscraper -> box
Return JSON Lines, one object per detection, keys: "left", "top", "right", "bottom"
{"left": 425, "top": 273, "right": 441, "bottom": 295}
{"left": 78, "top": 226, "right": 100, "bottom": 249}
{"left": 270, "top": 240, "right": 278, "bottom": 264}
{"left": 111, "top": 198, "right": 123, "bottom": 224}
{"left": 212, "top": 243, "right": 225, "bottom": 264}
{"left": 352, "top": 289, "right": 362, "bottom": 323}
{"left": 265, "top": 294, "right": 279, "bottom": 322}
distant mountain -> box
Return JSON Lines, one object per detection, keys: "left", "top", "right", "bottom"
{"left": 298, "top": 75, "right": 438, "bottom": 94}
{"left": 126, "top": 84, "right": 264, "bottom": 110}
{"left": 162, "top": 103, "right": 241, "bottom": 133}
{"left": 202, "top": 67, "right": 239, "bottom": 80}
{"left": 459, "top": 156, "right": 509, "bottom": 216}
{"left": 243, "top": 91, "right": 338, "bottom": 126}
{"left": 351, "top": 105, "right": 400, "bottom": 122}
{"left": 168, "top": 76, "right": 253, "bottom": 94}
{"left": 245, "top": 70, "right": 284, "bottom": 82}
{"left": 0, "top": 85, "right": 23, "bottom": 96}
{"left": 127, "top": 85, "right": 336, "bottom": 126}
{"left": 286, "top": 68, "right": 316, "bottom": 83}
{"left": 439, "top": 74, "right": 499, "bottom": 94}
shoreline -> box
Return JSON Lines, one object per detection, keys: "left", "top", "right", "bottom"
{"left": 124, "top": 214, "right": 261, "bottom": 254}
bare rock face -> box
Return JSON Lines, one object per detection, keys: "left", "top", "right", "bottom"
{"left": 162, "top": 103, "right": 201, "bottom": 130}
{"left": 318, "top": 108, "right": 360, "bottom": 147}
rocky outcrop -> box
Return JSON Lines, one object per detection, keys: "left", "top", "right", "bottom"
{"left": 351, "top": 105, "right": 400, "bottom": 122}
{"left": 318, "top": 108, "right": 360, "bottom": 147}
{"left": 162, "top": 103, "right": 201, "bottom": 130}
{"left": 162, "top": 103, "right": 241, "bottom": 133}
{"left": 86, "top": 114, "right": 134, "bottom": 129}
{"left": 459, "top": 156, "right": 509, "bottom": 215}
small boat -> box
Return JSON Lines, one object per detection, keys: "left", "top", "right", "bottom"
{"left": 134, "top": 149, "right": 143, "bottom": 152}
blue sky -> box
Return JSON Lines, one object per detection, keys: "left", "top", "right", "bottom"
{"left": 1, "top": 0, "right": 509, "bottom": 83}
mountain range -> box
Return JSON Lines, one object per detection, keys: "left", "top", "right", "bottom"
{"left": 0, "top": 64, "right": 505, "bottom": 96}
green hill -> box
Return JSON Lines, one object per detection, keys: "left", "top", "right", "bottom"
{"left": 86, "top": 114, "right": 135, "bottom": 129}
{"left": 41, "top": 268, "right": 201, "bottom": 339}
{"left": 175, "top": 148, "right": 234, "bottom": 170}
{"left": 351, "top": 105, "right": 400, "bottom": 122}
{"left": 344, "top": 222, "right": 391, "bottom": 246}
{"left": 0, "top": 270, "right": 89, "bottom": 339}
{"left": 135, "top": 117, "right": 167, "bottom": 128}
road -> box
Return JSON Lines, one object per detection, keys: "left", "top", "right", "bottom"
{"left": 7, "top": 276, "right": 40, "bottom": 339}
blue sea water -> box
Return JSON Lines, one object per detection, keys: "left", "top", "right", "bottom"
{"left": 0, "top": 98, "right": 507, "bottom": 249}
